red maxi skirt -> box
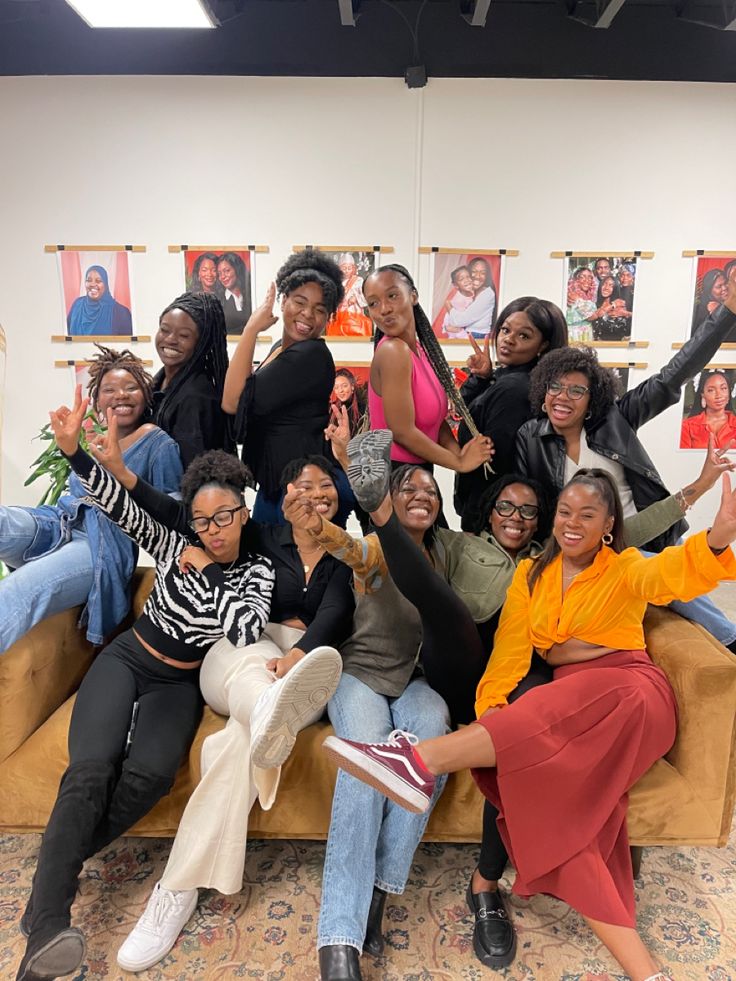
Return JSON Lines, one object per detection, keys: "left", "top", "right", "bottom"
{"left": 471, "top": 650, "right": 677, "bottom": 927}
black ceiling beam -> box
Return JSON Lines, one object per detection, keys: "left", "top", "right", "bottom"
{"left": 677, "top": 2, "right": 736, "bottom": 30}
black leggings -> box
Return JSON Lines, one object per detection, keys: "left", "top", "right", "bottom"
{"left": 26, "top": 630, "right": 203, "bottom": 940}
{"left": 374, "top": 513, "right": 487, "bottom": 725}
{"left": 476, "top": 655, "right": 553, "bottom": 881}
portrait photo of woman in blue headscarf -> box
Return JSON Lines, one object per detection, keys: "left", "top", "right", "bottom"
{"left": 63, "top": 253, "right": 134, "bottom": 336}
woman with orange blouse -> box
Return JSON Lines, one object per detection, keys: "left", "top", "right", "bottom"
{"left": 324, "top": 466, "right": 736, "bottom": 981}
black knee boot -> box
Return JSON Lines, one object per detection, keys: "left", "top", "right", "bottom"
{"left": 17, "top": 761, "right": 116, "bottom": 980}
{"left": 88, "top": 759, "right": 174, "bottom": 855}
{"left": 363, "top": 886, "right": 387, "bottom": 957}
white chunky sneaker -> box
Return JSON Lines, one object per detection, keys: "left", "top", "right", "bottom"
{"left": 117, "top": 881, "right": 198, "bottom": 972}
{"left": 250, "top": 645, "right": 342, "bottom": 769}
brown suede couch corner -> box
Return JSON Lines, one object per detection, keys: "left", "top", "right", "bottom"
{"left": 2, "top": 569, "right": 736, "bottom": 849}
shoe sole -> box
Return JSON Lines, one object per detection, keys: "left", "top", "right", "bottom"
{"left": 322, "top": 736, "right": 429, "bottom": 814}
{"left": 24, "top": 928, "right": 86, "bottom": 978}
{"left": 116, "top": 889, "right": 198, "bottom": 972}
{"left": 465, "top": 884, "right": 517, "bottom": 969}
{"left": 346, "top": 430, "right": 393, "bottom": 512}
{"left": 251, "top": 647, "right": 342, "bottom": 769}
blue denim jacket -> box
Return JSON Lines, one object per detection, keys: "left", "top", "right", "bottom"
{"left": 20, "top": 427, "right": 182, "bottom": 644}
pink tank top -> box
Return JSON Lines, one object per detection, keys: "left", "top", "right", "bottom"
{"left": 368, "top": 337, "right": 448, "bottom": 464}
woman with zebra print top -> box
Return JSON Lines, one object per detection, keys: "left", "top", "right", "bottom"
{"left": 15, "top": 388, "right": 278, "bottom": 981}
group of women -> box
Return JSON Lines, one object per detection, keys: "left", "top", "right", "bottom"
{"left": 6, "top": 247, "right": 736, "bottom": 981}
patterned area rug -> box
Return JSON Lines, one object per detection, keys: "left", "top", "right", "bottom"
{"left": 1, "top": 825, "right": 735, "bottom": 981}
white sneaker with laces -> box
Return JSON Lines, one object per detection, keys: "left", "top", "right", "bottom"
{"left": 250, "top": 645, "right": 342, "bottom": 769}
{"left": 117, "top": 881, "right": 198, "bottom": 972}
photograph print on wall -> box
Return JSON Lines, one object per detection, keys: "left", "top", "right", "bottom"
{"left": 680, "top": 367, "right": 736, "bottom": 449}
{"left": 430, "top": 252, "right": 502, "bottom": 342}
{"left": 564, "top": 256, "right": 637, "bottom": 343}
{"left": 182, "top": 248, "right": 253, "bottom": 335}
{"left": 689, "top": 255, "right": 736, "bottom": 340}
{"left": 59, "top": 250, "right": 135, "bottom": 337}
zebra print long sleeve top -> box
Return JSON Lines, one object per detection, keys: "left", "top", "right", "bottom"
{"left": 67, "top": 448, "right": 274, "bottom": 662}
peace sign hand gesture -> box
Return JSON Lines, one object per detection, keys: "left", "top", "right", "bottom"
{"left": 466, "top": 333, "right": 493, "bottom": 379}
{"left": 48, "top": 384, "right": 89, "bottom": 457}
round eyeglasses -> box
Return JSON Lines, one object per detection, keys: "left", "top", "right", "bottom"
{"left": 493, "top": 500, "right": 539, "bottom": 520}
{"left": 546, "top": 381, "right": 589, "bottom": 400}
{"left": 188, "top": 504, "right": 246, "bottom": 534}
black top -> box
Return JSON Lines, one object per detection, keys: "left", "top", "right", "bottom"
{"left": 129, "top": 474, "right": 355, "bottom": 653}
{"left": 234, "top": 337, "right": 335, "bottom": 499}
{"left": 68, "top": 448, "right": 274, "bottom": 661}
{"left": 454, "top": 362, "right": 536, "bottom": 530}
{"left": 152, "top": 369, "right": 235, "bottom": 470}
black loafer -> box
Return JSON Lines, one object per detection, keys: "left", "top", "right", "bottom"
{"left": 363, "top": 886, "right": 387, "bottom": 957}
{"left": 318, "top": 944, "right": 363, "bottom": 981}
{"left": 466, "top": 882, "right": 517, "bottom": 968}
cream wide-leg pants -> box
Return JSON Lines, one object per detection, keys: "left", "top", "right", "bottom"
{"left": 160, "top": 623, "right": 322, "bottom": 895}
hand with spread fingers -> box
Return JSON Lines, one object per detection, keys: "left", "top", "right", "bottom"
{"left": 324, "top": 403, "right": 351, "bottom": 469}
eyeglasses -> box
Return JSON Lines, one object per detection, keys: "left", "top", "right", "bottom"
{"left": 188, "top": 505, "right": 246, "bottom": 534}
{"left": 493, "top": 500, "right": 539, "bottom": 520}
{"left": 546, "top": 381, "right": 590, "bottom": 401}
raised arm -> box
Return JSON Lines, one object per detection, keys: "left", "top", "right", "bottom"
{"left": 282, "top": 481, "right": 386, "bottom": 591}
{"left": 622, "top": 474, "right": 736, "bottom": 603}
{"left": 222, "top": 283, "right": 278, "bottom": 414}
{"left": 617, "top": 279, "right": 736, "bottom": 432}
{"left": 622, "top": 436, "right": 736, "bottom": 548}
{"left": 50, "top": 390, "right": 186, "bottom": 563}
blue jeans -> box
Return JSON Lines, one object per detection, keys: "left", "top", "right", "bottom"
{"left": 318, "top": 672, "right": 450, "bottom": 952}
{"left": 0, "top": 506, "right": 93, "bottom": 653}
{"left": 640, "top": 548, "right": 736, "bottom": 647}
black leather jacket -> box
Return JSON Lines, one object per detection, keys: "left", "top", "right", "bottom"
{"left": 515, "top": 304, "right": 736, "bottom": 553}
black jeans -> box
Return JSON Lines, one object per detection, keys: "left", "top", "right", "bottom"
{"left": 476, "top": 656, "right": 553, "bottom": 881}
{"left": 26, "top": 629, "right": 203, "bottom": 941}
{"left": 374, "top": 513, "right": 487, "bottom": 726}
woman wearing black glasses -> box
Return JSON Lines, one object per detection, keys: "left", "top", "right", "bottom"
{"left": 16, "top": 390, "right": 278, "bottom": 981}
{"left": 516, "top": 332, "right": 736, "bottom": 651}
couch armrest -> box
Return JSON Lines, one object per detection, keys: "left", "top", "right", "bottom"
{"left": 0, "top": 567, "right": 156, "bottom": 766}
{"left": 643, "top": 605, "right": 736, "bottom": 842}
{"left": 0, "top": 607, "right": 94, "bottom": 764}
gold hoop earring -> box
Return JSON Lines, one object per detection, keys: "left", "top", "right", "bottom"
{"left": 602, "top": 532, "right": 613, "bottom": 545}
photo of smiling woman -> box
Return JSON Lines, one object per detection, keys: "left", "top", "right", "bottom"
{"left": 60, "top": 250, "right": 133, "bottom": 336}
{"left": 689, "top": 255, "right": 736, "bottom": 339}
{"left": 430, "top": 252, "right": 501, "bottom": 341}
{"left": 680, "top": 369, "right": 736, "bottom": 449}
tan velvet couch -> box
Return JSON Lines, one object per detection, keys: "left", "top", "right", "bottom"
{"left": 2, "top": 569, "right": 736, "bottom": 849}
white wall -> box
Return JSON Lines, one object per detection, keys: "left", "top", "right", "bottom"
{"left": 2, "top": 75, "right": 736, "bottom": 533}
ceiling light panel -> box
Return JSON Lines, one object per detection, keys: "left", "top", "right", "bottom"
{"left": 65, "top": 0, "right": 216, "bottom": 29}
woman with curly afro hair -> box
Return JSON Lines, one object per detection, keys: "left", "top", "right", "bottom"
{"left": 223, "top": 248, "right": 352, "bottom": 524}
{"left": 516, "top": 320, "right": 736, "bottom": 648}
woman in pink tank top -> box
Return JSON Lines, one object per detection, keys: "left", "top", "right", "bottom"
{"left": 366, "top": 264, "right": 492, "bottom": 473}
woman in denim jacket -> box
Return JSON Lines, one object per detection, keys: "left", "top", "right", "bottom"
{"left": 0, "top": 347, "right": 182, "bottom": 652}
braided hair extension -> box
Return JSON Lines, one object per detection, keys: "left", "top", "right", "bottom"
{"left": 372, "top": 264, "right": 484, "bottom": 440}
{"left": 275, "top": 249, "right": 345, "bottom": 317}
{"left": 157, "top": 291, "right": 229, "bottom": 414}
{"left": 86, "top": 344, "right": 154, "bottom": 410}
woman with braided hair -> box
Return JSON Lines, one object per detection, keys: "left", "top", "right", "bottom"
{"left": 0, "top": 346, "right": 182, "bottom": 653}
{"left": 364, "top": 264, "right": 492, "bottom": 475}
{"left": 152, "top": 290, "right": 234, "bottom": 468}
{"left": 223, "top": 249, "right": 351, "bottom": 524}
